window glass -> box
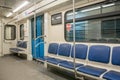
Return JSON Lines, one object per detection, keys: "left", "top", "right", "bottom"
{"left": 66, "top": 2, "right": 120, "bottom": 21}
{"left": 65, "top": 17, "right": 120, "bottom": 43}
{"left": 66, "top": 6, "right": 101, "bottom": 21}
{"left": 116, "top": 19, "right": 120, "bottom": 38}
{"left": 20, "top": 24, "right": 24, "bottom": 40}
{"left": 5, "top": 25, "right": 16, "bottom": 40}
{"left": 101, "top": 19, "right": 116, "bottom": 38}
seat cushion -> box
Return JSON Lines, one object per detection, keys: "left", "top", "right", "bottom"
{"left": 10, "top": 48, "right": 23, "bottom": 52}
{"left": 59, "top": 61, "right": 83, "bottom": 69}
{"left": 77, "top": 66, "right": 107, "bottom": 77}
{"left": 103, "top": 70, "right": 120, "bottom": 80}
{"left": 47, "top": 58, "right": 66, "bottom": 65}
{"left": 17, "top": 48, "right": 24, "bottom": 51}
{"left": 39, "top": 56, "right": 50, "bottom": 61}
{"left": 10, "top": 48, "right": 18, "bottom": 51}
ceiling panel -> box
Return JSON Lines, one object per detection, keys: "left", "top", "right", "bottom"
{"left": 0, "top": 0, "right": 43, "bottom": 18}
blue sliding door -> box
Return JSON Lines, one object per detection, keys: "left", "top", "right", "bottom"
{"left": 31, "top": 15, "right": 44, "bottom": 59}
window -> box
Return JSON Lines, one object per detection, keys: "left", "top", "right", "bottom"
{"left": 4, "top": 25, "right": 16, "bottom": 40}
{"left": 51, "top": 13, "right": 62, "bottom": 25}
{"left": 65, "top": 2, "right": 120, "bottom": 43}
{"left": 20, "top": 24, "right": 24, "bottom": 40}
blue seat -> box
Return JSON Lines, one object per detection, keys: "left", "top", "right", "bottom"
{"left": 16, "top": 41, "right": 27, "bottom": 48}
{"left": 10, "top": 48, "right": 18, "bottom": 51}
{"left": 88, "top": 45, "right": 110, "bottom": 63}
{"left": 77, "top": 66, "right": 107, "bottom": 77}
{"left": 10, "top": 41, "right": 27, "bottom": 54}
{"left": 47, "top": 58, "right": 66, "bottom": 65}
{"left": 17, "top": 41, "right": 23, "bottom": 47}
{"left": 112, "top": 46, "right": 120, "bottom": 66}
{"left": 38, "top": 56, "right": 50, "bottom": 61}
{"left": 59, "top": 44, "right": 88, "bottom": 69}
{"left": 10, "top": 48, "right": 24, "bottom": 52}
{"left": 71, "top": 44, "right": 88, "bottom": 59}
{"left": 103, "top": 70, "right": 120, "bottom": 80}
{"left": 38, "top": 43, "right": 59, "bottom": 61}
{"left": 48, "top": 43, "right": 59, "bottom": 54}
{"left": 22, "top": 41, "right": 27, "bottom": 48}
{"left": 16, "top": 48, "right": 24, "bottom": 51}
{"left": 47, "top": 43, "right": 71, "bottom": 65}
{"left": 59, "top": 61, "right": 83, "bottom": 69}
{"left": 58, "top": 43, "right": 71, "bottom": 57}
{"left": 103, "top": 46, "right": 120, "bottom": 80}
{"left": 16, "top": 41, "right": 21, "bottom": 47}
{"left": 77, "top": 45, "right": 110, "bottom": 77}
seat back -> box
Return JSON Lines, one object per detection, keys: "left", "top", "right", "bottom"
{"left": 22, "top": 41, "right": 27, "bottom": 48}
{"left": 88, "top": 45, "right": 110, "bottom": 64}
{"left": 17, "top": 41, "right": 27, "bottom": 49}
{"left": 71, "top": 44, "right": 88, "bottom": 59}
{"left": 17, "top": 41, "right": 22, "bottom": 47}
{"left": 58, "top": 43, "right": 71, "bottom": 57}
{"left": 112, "top": 46, "right": 120, "bottom": 66}
{"left": 48, "top": 43, "right": 59, "bottom": 55}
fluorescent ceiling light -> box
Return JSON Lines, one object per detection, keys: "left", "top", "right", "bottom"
{"left": 81, "top": 6, "right": 101, "bottom": 12}
{"left": 6, "top": 12, "right": 13, "bottom": 17}
{"left": 81, "top": 3, "right": 115, "bottom": 13}
{"left": 102, "top": 3, "right": 115, "bottom": 8}
{"left": 13, "top": 1, "right": 29, "bottom": 12}
{"left": 67, "top": 12, "right": 78, "bottom": 16}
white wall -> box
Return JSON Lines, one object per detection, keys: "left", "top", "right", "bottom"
{"left": 47, "top": 0, "right": 105, "bottom": 43}
{"left": 0, "top": 20, "right": 2, "bottom": 56}
{"left": 4, "top": 0, "right": 105, "bottom": 59}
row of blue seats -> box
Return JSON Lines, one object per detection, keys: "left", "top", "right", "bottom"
{"left": 10, "top": 41, "right": 27, "bottom": 53}
{"left": 39, "top": 43, "right": 120, "bottom": 80}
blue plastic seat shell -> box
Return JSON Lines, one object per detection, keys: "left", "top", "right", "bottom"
{"left": 71, "top": 44, "right": 88, "bottom": 59}
{"left": 88, "top": 45, "right": 110, "bottom": 64}
{"left": 103, "top": 70, "right": 120, "bottom": 80}
{"left": 47, "top": 58, "right": 66, "bottom": 65}
{"left": 77, "top": 66, "right": 107, "bottom": 77}
{"left": 58, "top": 43, "right": 71, "bottom": 57}
{"left": 112, "top": 47, "right": 120, "bottom": 66}
{"left": 37, "top": 56, "right": 50, "bottom": 61}
{"left": 59, "top": 61, "right": 83, "bottom": 69}
{"left": 48, "top": 43, "right": 59, "bottom": 54}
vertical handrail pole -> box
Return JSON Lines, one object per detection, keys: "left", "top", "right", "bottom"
{"left": 73, "top": 0, "right": 84, "bottom": 79}
{"left": 72, "top": 0, "right": 76, "bottom": 77}
{"left": 34, "top": 3, "right": 36, "bottom": 59}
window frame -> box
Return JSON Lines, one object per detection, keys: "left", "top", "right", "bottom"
{"left": 20, "top": 24, "right": 24, "bottom": 40}
{"left": 4, "top": 25, "right": 16, "bottom": 40}
{"left": 64, "top": 2, "right": 120, "bottom": 43}
{"left": 51, "top": 13, "right": 62, "bottom": 25}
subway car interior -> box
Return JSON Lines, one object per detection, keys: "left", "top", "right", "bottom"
{"left": 0, "top": 0, "right": 120, "bottom": 80}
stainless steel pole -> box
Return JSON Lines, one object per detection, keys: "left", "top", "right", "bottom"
{"left": 72, "top": 0, "right": 84, "bottom": 79}
{"left": 72, "top": 0, "right": 76, "bottom": 76}
{"left": 34, "top": 0, "right": 37, "bottom": 59}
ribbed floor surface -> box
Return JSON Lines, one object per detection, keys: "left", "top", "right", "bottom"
{"left": 0, "top": 55, "right": 73, "bottom": 80}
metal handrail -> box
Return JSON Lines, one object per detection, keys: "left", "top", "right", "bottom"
{"left": 35, "top": 35, "right": 46, "bottom": 40}
{"left": 72, "top": 0, "right": 84, "bottom": 80}
{"left": 35, "top": 42, "right": 46, "bottom": 48}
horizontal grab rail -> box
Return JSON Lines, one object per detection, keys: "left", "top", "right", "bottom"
{"left": 34, "top": 35, "right": 46, "bottom": 40}
{"left": 35, "top": 42, "right": 46, "bottom": 47}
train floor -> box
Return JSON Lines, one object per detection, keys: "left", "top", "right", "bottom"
{"left": 0, "top": 55, "right": 77, "bottom": 80}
